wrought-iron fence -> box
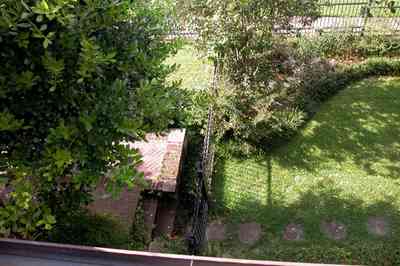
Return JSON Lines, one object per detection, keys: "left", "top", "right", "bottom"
{"left": 186, "top": 112, "right": 213, "bottom": 255}
{"left": 169, "top": 1, "right": 400, "bottom": 36}
{"left": 279, "top": 0, "right": 400, "bottom": 35}
{"left": 186, "top": 65, "right": 217, "bottom": 255}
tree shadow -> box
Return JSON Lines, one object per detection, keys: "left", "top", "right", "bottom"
{"left": 210, "top": 170, "right": 400, "bottom": 264}
{"left": 273, "top": 78, "right": 400, "bottom": 179}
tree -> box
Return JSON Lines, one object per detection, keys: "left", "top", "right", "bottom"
{"left": 189, "top": 0, "right": 320, "bottom": 145}
{"left": 0, "top": 0, "right": 180, "bottom": 239}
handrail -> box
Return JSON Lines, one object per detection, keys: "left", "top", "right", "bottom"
{"left": 0, "top": 238, "right": 355, "bottom": 266}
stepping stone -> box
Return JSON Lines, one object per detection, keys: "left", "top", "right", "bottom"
{"left": 283, "top": 223, "right": 304, "bottom": 241}
{"left": 321, "top": 221, "right": 347, "bottom": 240}
{"left": 207, "top": 221, "right": 226, "bottom": 241}
{"left": 367, "top": 216, "right": 390, "bottom": 237}
{"left": 238, "top": 222, "right": 262, "bottom": 245}
{"left": 148, "top": 238, "right": 163, "bottom": 253}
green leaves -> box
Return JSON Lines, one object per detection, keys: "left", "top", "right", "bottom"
{"left": 52, "top": 149, "right": 73, "bottom": 169}
{"left": 1, "top": 0, "right": 181, "bottom": 240}
{"left": 77, "top": 38, "right": 117, "bottom": 82}
{"left": 80, "top": 113, "right": 96, "bottom": 132}
{"left": 16, "top": 71, "right": 39, "bottom": 90}
{"left": 0, "top": 177, "right": 55, "bottom": 239}
{"left": 32, "top": 0, "right": 50, "bottom": 15}
{"left": 31, "top": 0, "right": 63, "bottom": 21}
{"left": 0, "top": 112, "right": 24, "bottom": 131}
{"left": 42, "top": 52, "right": 64, "bottom": 91}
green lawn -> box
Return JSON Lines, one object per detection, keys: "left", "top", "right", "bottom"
{"left": 166, "top": 44, "right": 213, "bottom": 91}
{"left": 320, "top": 0, "right": 400, "bottom": 17}
{"left": 209, "top": 77, "right": 400, "bottom": 265}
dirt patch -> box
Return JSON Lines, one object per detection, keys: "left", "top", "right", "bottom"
{"left": 283, "top": 223, "right": 304, "bottom": 241}
{"left": 238, "top": 222, "right": 262, "bottom": 245}
{"left": 321, "top": 221, "right": 347, "bottom": 240}
{"left": 367, "top": 216, "right": 390, "bottom": 237}
{"left": 207, "top": 221, "right": 227, "bottom": 241}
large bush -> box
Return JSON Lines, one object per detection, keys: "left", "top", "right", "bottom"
{"left": 188, "top": 0, "right": 320, "bottom": 145}
{"left": 0, "top": 0, "right": 180, "bottom": 239}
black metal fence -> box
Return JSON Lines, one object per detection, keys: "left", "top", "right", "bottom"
{"left": 169, "top": 1, "right": 400, "bottom": 36}
{"left": 186, "top": 66, "right": 217, "bottom": 255}
{"left": 277, "top": 0, "right": 400, "bottom": 35}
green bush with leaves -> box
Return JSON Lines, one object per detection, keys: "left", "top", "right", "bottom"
{"left": 0, "top": 0, "right": 180, "bottom": 239}
{"left": 187, "top": 0, "right": 320, "bottom": 145}
{"left": 47, "top": 210, "right": 130, "bottom": 249}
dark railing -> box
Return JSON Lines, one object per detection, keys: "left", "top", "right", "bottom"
{"left": 0, "top": 238, "right": 351, "bottom": 266}
{"left": 187, "top": 64, "right": 218, "bottom": 255}
{"left": 169, "top": 1, "right": 400, "bottom": 36}
{"left": 276, "top": 0, "right": 400, "bottom": 35}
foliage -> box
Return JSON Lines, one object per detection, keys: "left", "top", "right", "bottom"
{"left": 0, "top": 0, "right": 180, "bottom": 239}
{"left": 149, "top": 236, "right": 188, "bottom": 254}
{"left": 295, "top": 33, "right": 400, "bottom": 59}
{"left": 304, "top": 58, "right": 400, "bottom": 104}
{"left": 165, "top": 44, "right": 213, "bottom": 132}
{"left": 185, "top": 0, "right": 320, "bottom": 145}
{"left": 47, "top": 210, "right": 129, "bottom": 249}
{"left": 129, "top": 200, "right": 148, "bottom": 251}
{"left": 209, "top": 76, "right": 400, "bottom": 265}
{"left": 0, "top": 177, "right": 55, "bottom": 239}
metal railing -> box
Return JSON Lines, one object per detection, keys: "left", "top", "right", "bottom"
{"left": 168, "top": 1, "right": 400, "bottom": 36}
{"left": 186, "top": 64, "right": 218, "bottom": 255}
{"left": 279, "top": 0, "right": 400, "bottom": 35}
{"left": 0, "top": 238, "right": 351, "bottom": 266}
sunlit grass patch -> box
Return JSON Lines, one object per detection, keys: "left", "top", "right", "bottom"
{"left": 211, "top": 77, "right": 400, "bottom": 264}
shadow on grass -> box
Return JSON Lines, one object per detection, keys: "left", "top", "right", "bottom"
{"left": 208, "top": 78, "right": 400, "bottom": 264}
{"left": 210, "top": 158, "right": 400, "bottom": 263}
{"left": 273, "top": 78, "right": 400, "bottom": 179}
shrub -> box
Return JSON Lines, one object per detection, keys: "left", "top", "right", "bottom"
{"left": 304, "top": 58, "right": 400, "bottom": 104}
{"left": 216, "top": 57, "right": 400, "bottom": 151}
{"left": 47, "top": 211, "right": 129, "bottom": 249}
{"left": 0, "top": 0, "right": 180, "bottom": 239}
{"left": 212, "top": 41, "right": 325, "bottom": 146}
{"left": 295, "top": 33, "right": 400, "bottom": 59}
{"left": 188, "top": 0, "right": 320, "bottom": 145}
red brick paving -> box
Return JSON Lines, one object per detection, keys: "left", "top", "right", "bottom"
{"left": 90, "top": 129, "right": 186, "bottom": 227}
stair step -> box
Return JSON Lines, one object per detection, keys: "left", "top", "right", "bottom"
{"left": 154, "top": 197, "right": 178, "bottom": 237}
{"left": 142, "top": 197, "right": 158, "bottom": 240}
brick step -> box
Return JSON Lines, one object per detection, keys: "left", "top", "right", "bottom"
{"left": 142, "top": 197, "right": 158, "bottom": 241}
{"left": 154, "top": 195, "right": 178, "bottom": 238}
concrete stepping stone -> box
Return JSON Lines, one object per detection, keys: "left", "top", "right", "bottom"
{"left": 207, "top": 221, "right": 226, "bottom": 241}
{"left": 238, "top": 222, "right": 262, "bottom": 245}
{"left": 321, "top": 221, "right": 347, "bottom": 240}
{"left": 148, "top": 238, "right": 163, "bottom": 252}
{"left": 283, "top": 223, "right": 304, "bottom": 241}
{"left": 367, "top": 216, "right": 390, "bottom": 237}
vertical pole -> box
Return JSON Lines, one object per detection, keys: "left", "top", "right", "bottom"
{"left": 361, "top": 0, "right": 373, "bottom": 35}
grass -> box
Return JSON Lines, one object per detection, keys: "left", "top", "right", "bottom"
{"left": 320, "top": 0, "right": 400, "bottom": 17}
{"left": 166, "top": 44, "right": 213, "bottom": 91}
{"left": 209, "top": 77, "right": 400, "bottom": 265}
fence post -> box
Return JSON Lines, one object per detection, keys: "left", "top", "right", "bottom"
{"left": 361, "top": 0, "right": 373, "bottom": 35}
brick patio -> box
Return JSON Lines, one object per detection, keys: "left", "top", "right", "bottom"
{"left": 89, "top": 129, "right": 187, "bottom": 229}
